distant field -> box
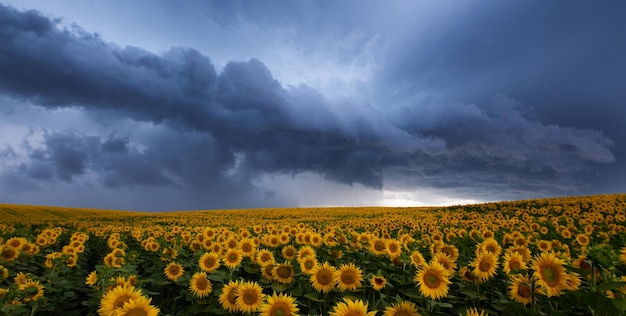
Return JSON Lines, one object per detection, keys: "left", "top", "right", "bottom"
{"left": 0, "top": 204, "right": 142, "bottom": 223}
{"left": 0, "top": 194, "right": 625, "bottom": 315}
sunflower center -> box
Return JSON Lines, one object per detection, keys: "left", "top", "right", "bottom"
{"left": 227, "top": 289, "right": 237, "bottom": 304}
{"left": 277, "top": 266, "right": 292, "bottom": 278}
{"left": 243, "top": 292, "right": 257, "bottom": 304}
{"left": 479, "top": 261, "right": 492, "bottom": 272}
{"left": 270, "top": 303, "right": 289, "bottom": 316}
{"left": 424, "top": 272, "right": 441, "bottom": 288}
{"left": 541, "top": 266, "right": 559, "bottom": 286}
{"left": 113, "top": 294, "right": 131, "bottom": 309}
{"left": 518, "top": 284, "right": 532, "bottom": 298}
{"left": 228, "top": 253, "right": 238, "bottom": 262}
{"left": 374, "top": 241, "right": 386, "bottom": 251}
{"left": 341, "top": 272, "right": 356, "bottom": 284}
{"left": 126, "top": 309, "right": 148, "bottom": 316}
{"left": 580, "top": 261, "right": 591, "bottom": 271}
{"left": 195, "top": 278, "right": 208, "bottom": 290}
{"left": 317, "top": 270, "right": 333, "bottom": 285}
{"left": 389, "top": 244, "right": 398, "bottom": 252}
{"left": 509, "top": 260, "right": 521, "bottom": 270}
{"left": 374, "top": 277, "right": 384, "bottom": 285}
{"left": 204, "top": 258, "right": 215, "bottom": 267}
{"left": 463, "top": 269, "right": 477, "bottom": 281}
{"left": 304, "top": 260, "right": 314, "bottom": 269}
{"left": 169, "top": 266, "right": 180, "bottom": 275}
{"left": 2, "top": 249, "right": 16, "bottom": 259}
{"left": 242, "top": 243, "right": 252, "bottom": 252}
{"left": 393, "top": 310, "right": 412, "bottom": 316}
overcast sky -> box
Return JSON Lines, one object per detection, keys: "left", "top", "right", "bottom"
{"left": 1, "top": 1, "right": 624, "bottom": 211}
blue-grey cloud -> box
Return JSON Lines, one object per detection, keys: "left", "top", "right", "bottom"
{"left": 0, "top": 4, "right": 440, "bottom": 195}
{"left": 0, "top": 3, "right": 621, "bottom": 210}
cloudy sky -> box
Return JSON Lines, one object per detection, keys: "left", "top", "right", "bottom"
{"left": 1, "top": 1, "right": 624, "bottom": 211}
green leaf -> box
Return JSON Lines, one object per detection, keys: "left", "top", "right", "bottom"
{"left": 63, "top": 290, "right": 76, "bottom": 297}
{"left": 244, "top": 265, "right": 259, "bottom": 274}
{"left": 597, "top": 280, "right": 626, "bottom": 292}
{"left": 271, "top": 282, "right": 290, "bottom": 292}
{"left": 431, "top": 301, "right": 453, "bottom": 308}
{"left": 304, "top": 292, "right": 326, "bottom": 302}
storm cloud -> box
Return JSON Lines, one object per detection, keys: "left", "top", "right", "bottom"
{"left": 0, "top": 2, "right": 622, "bottom": 210}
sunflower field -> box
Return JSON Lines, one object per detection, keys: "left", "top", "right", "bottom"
{"left": 1, "top": 194, "right": 626, "bottom": 316}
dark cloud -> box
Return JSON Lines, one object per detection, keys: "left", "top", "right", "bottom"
{"left": 0, "top": 3, "right": 621, "bottom": 210}
{"left": 377, "top": 0, "right": 626, "bottom": 198}
{"left": 0, "top": 3, "right": 445, "bottom": 194}
{"left": 383, "top": 94, "right": 616, "bottom": 201}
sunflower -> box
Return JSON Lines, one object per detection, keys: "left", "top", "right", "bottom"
{"left": 223, "top": 248, "right": 243, "bottom": 269}
{"left": 386, "top": 239, "right": 403, "bottom": 258}
{"left": 371, "top": 275, "right": 387, "bottom": 291}
{"left": 471, "top": 252, "right": 498, "bottom": 282}
{"left": 272, "top": 262, "right": 295, "bottom": 284}
{"left": 0, "top": 246, "right": 19, "bottom": 261}
{"left": 19, "top": 279, "right": 45, "bottom": 302}
{"left": 235, "top": 281, "right": 265, "bottom": 313}
{"left": 310, "top": 262, "right": 336, "bottom": 293}
{"left": 507, "top": 246, "right": 532, "bottom": 263}
{"left": 440, "top": 244, "right": 460, "bottom": 261}
{"left": 299, "top": 256, "right": 318, "bottom": 275}
{"left": 98, "top": 285, "right": 143, "bottom": 316}
{"left": 198, "top": 252, "right": 220, "bottom": 272}
{"left": 0, "top": 265, "right": 8, "bottom": 280}
{"left": 114, "top": 296, "right": 160, "bottom": 316}
{"left": 464, "top": 307, "right": 487, "bottom": 316}
{"left": 163, "top": 262, "right": 184, "bottom": 281}
{"left": 459, "top": 266, "right": 478, "bottom": 283}
{"left": 620, "top": 246, "right": 626, "bottom": 265}
{"left": 281, "top": 245, "right": 297, "bottom": 260}
{"left": 479, "top": 238, "right": 502, "bottom": 257}
{"left": 329, "top": 298, "right": 377, "bottom": 316}
{"left": 502, "top": 252, "right": 527, "bottom": 274}
{"left": 573, "top": 255, "right": 601, "bottom": 281}
{"left": 410, "top": 250, "right": 426, "bottom": 268}
{"left": 433, "top": 252, "right": 457, "bottom": 275}
{"left": 225, "top": 237, "right": 239, "bottom": 250}
{"left": 383, "top": 301, "right": 420, "bottom": 316}
{"left": 256, "top": 249, "right": 276, "bottom": 266}
{"left": 5, "top": 237, "right": 25, "bottom": 249}
{"left": 14, "top": 272, "right": 29, "bottom": 285}
{"left": 537, "top": 240, "right": 552, "bottom": 252}
{"left": 576, "top": 234, "right": 590, "bottom": 247}
{"left": 239, "top": 238, "right": 256, "bottom": 257}
{"left": 335, "top": 263, "right": 364, "bottom": 291}
{"left": 85, "top": 271, "right": 98, "bottom": 287}
{"left": 369, "top": 238, "right": 387, "bottom": 256}
{"left": 261, "top": 263, "right": 276, "bottom": 281}
{"left": 564, "top": 272, "right": 582, "bottom": 291}
{"left": 297, "top": 246, "right": 316, "bottom": 262}
{"left": 219, "top": 280, "right": 241, "bottom": 312}
{"left": 259, "top": 292, "right": 299, "bottom": 316}
{"left": 508, "top": 275, "right": 534, "bottom": 305}
{"left": 531, "top": 252, "right": 568, "bottom": 297}
{"left": 414, "top": 262, "right": 450, "bottom": 300}
{"left": 189, "top": 272, "right": 212, "bottom": 298}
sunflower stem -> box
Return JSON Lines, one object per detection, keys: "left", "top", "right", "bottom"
{"left": 530, "top": 279, "right": 536, "bottom": 316}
